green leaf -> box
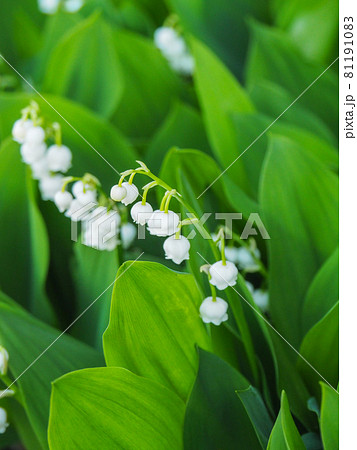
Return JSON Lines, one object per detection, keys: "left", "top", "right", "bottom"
{"left": 267, "top": 391, "right": 306, "bottom": 449}
{"left": 298, "top": 304, "right": 338, "bottom": 399}
{"left": 245, "top": 22, "right": 338, "bottom": 135}
{"left": 43, "top": 13, "right": 123, "bottom": 117}
{"left": 103, "top": 261, "right": 211, "bottom": 400}
{"left": 320, "top": 383, "right": 339, "bottom": 450}
{"left": 302, "top": 248, "right": 338, "bottom": 334}
{"left": 0, "top": 139, "right": 54, "bottom": 322}
{"left": 260, "top": 135, "right": 338, "bottom": 345}
{"left": 48, "top": 367, "right": 185, "bottom": 450}
{"left": 0, "top": 294, "right": 103, "bottom": 448}
{"left": 184, "top": 349, "right": 264, "bottom": 450}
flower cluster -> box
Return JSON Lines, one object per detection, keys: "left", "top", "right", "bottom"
{"left": 154, "top": 26, "right": 194, "bottom": 76}
{"left": 38, "top": 0, "right": 83, "bottom": 15}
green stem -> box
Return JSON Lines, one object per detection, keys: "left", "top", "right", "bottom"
{"left": 159, "top": 190, "right": 170, "bottom": 211}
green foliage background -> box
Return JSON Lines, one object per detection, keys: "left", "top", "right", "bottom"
{"left": 0, "top": 0, "right": 338, "bottom": 448}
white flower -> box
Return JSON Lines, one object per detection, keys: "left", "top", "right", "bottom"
{"left": 54, "top": 191, "right": 73, "bottom": 213}
{"left": 72, "top": 181, "right": 97, "bottom": 205}
{"left": 65, "top": 199, "right": 93, "bottom": 222}
{"left": 46, "top": 145, "right": 72, "bottom": 172}
{"left": 120, "top": 223, "right": 137, "bottom": 249}
{"left": 199, "top": 296, "right": 228, "bottom": 326}
{"left": 0, "top": 407, "right": 9, "bottom": 434}
{"left": 39, "top": 174, "right": 64, "bottom": 201}
{"left": 209, "top": 260, "right": 238, "bottom": 290}
{"left": 245, "top": 281, "right": 254, "bottom": 294}
{"left": 64, "top": 0, "right": 83, "bottom": 12}
{"left": 20, "top": 142, "right": 47, "bottom": 164}
{"left": 24, "top": 126, "right": 45, "bottom": 145}
{"left": 12, "top": 119, "right": 33, "bottom": 143}
{"left": 38, "top": 0, "right": 59, "bottom": 14}
{"left": 110, "top": 185, "right": 127, "bottom": 202}
{"left": 120, "top": 182, "right": 139, "bottom": 206}
{"left": 154, "top": 27, "right": 186, "bottom": 57}
{"left": 235, "top": 247, "right": 260, "bottom": 271}
{"left": 82, "top": 207, "right": 120, "bottom": 251}
{"left": 130, "top": 202, "right": 153, "bottom": 226}
{"left": 163, "top": 235, "right": 190, "bottom": 264}
{"left": 30, "top": 156, "right": 50, "bottom": 180}
{"left": 147, "top": 210, "right": 180, "bottom": 237}
{"left": 169, "top": 52, "right": 194, "bottom": 76}
{"left": 252, "top": 289, "right": 269, "bottom": 312}
{"left": 0, "top": 347, "right": 9, "bottom": 375}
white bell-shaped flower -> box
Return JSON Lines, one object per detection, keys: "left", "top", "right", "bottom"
{"left": 130, "top": 201, "right": 153, "bottom": 226}
{"left": 24, "top": 126, "right": 45, "bottom": 145}
{"left": 154, "top": 27, "right": 185, "bottom": 57}
{"left": 120, "top": 223, "right": 137, "bottom": 249}
{"left": 0, "top": 407, "right": 9, "bottom": 434}
{"left": 12, "top": 119, "right": 33, "bottom": 143}
{"left": 199, "top": 296, "right": 228, "bottom": 326}
{"left": 209, "top": 260, "right": 238, "bottom": 290}
{"left": 252, "top": 289, "right": 269, "bottom": 312}
{"left": 39, "top": 174, "right": 64, "bottom": 201}
{"left": 72, "top": 180, "right": 97, "bottom": 205}
{"left": 30, "top": 156, "right": 50, "bottom": 180}
{"left": 110, "top": 185, "right": 127, "bottom": 202}
{"left": 120, "top": 182, "right": 139, "bottom": 206}
{"left": 147, "top": 210, "right": 180, "bottom": 237}
{"left": 46, "top": 144, "right": 72, "bottom": 172}
{"left": 0, "top": 347, "right": 9, "bottom": 375}
{"left": 20, "top": 142, "right": 47, "bottom": 164}
{"left": 163, "top": 235, "right": 190, "bottom": 264}
{"left": 235, "top": 247, "right": 260, "bottom": 271}
{"left": 82, "top": 207, "right": 120, "bottom": 251}
{"left": 169, "top": 52, "right": 194, "bottom": 76}
{"left": 65, "top": 198, "right": 93, "bottom": 222}
{"left": 54, "top": 190, "right": 73, "bottom": 213}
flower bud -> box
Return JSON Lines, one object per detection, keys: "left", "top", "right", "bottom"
{"left": 30, "top": 156, "right": 50, "bottom": 180}
{"left": 130, "top": 202, "right": 153, "bottom": 226}
{"left": 12, "top": 119, "right": 33, "bottom": 143}
{"left": 120, "top": 223, "right": 137, "bottom": 249}
{"left": 72, "top": 181, "right": 97, "bottom": 205}
{"left": 120, "top": 182, "right": 139, "bottom": 206}
{"left": 147, "top": 210, "right": 180, "bottom": 237}
{"left": 25, "top": 126, "right": 45, "bottom": 145}
{"left": 163, "top": 235, "right": 190, "bottom": 264}
{"left": 39, "top": 174, "right": 64, "bottom": 201}
{"left": 0, "top": 347, "right": 9, "bottom": 375}
{"left": 46, "top": 145, "right": 72, "bottom": 172}
{"left": 199, "top": 297, "right": 228, "bottom": 326}
{"left": 20, "top": 142, "right": 47, "bottom": 164}
{"left": 209, "top": 260, "right": 238, "bottom": 290}
{"left": 54, "top": 190, "right": 73, "bottom": 213}
{"left": 0, "top": 407, "right": 9, "bottom": 434}
{"left": 110, "top": 185, "right": 127, "bottom": 202}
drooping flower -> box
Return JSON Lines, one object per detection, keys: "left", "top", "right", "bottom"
{"left": 54, "top": 190, "right": 73, "bottom": 213}
{"left": 72, "top": 181, "right": 97, "bottom": 205}
{"left": 209, "top": 260, "right": 238, "bottom": 290}
{"left": 130, "top": 202, "right": 153, "bottom": 226}
{"left": 12, "top": 119, "right": 33, "bottom": 143}
{"left": 39, "top": 174, "right": 64, "bottom": 201}
{"left": 24, "top": 126, "right": 46, "bottom": 146}
{"left": 30, "top": 156, "right": 50, "bottom": 180}
{"left": 120, "top": 182, "right": 139, "bottom": 206}
{"left": 120, "top": 223, "right": 137, "bottom": 249}
{"left": 0, "top": 407, "right": 9, "bottom": 434}
{"left": 110, "top": 185, "right": 127, "bottom": 202}
{"left": 82, "top": 207, "right": 120, "bottom": 251}
{"left": 147, "top": 210, "right": 180, "bottom": 237}
{"left": 20, "top": 142, "right": 47, "bottom": 164}
{"left": 46, "top": 144, "right": 72, "bottom": 172}
{"left": 252, "top": 289, "right": 269, "bottom": 312}
{"left": 163, "top": 235, "right": 190, "bottom": 264}
{"left": 0, "top": 346, "right": 9, "bottom": 375}
{"left": 235, "top": 247, "right": 260, "bottom": 271}
{"left": 65, "top": 198, "right": 93, "bottom": 222}
{"left": 199, "top": 297, "right": 228, "bottom": 326}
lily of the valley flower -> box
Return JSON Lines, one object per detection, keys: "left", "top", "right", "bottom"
{"left": 39, "top": 174, "right": 64, "bottom": 201}
{"left": 130, "top": 201, "right": 153, "bottom": 226}
{"left": 163, "top": 234, "right": 190, "bottom": 264}
{"left": 54, "top": 190, "right": 73, "bottom": 213}
{"left": 30, "top": 156, "right": 49, "bottom": 180}
{"left": 82, "top": 207, "right": 121, "bottom": 251}
{"left": 209, "top": 260, "right": 238, "bottom": 290}
{"left": 199, "top": 296, "right": 228, "bottom": 326}
{"left": 72, "top": 180, "right": 97, "bottom": 205}
{"left": 20, "top": 141, "right": 47, "bottom": 164}
{"left": 110, "top": 185, "right": 127, "bottom": 202}
{"left": 147, "top": 210, "right": 180, "bottom": 236}
{"left": 252, "top": 289, "right": 269, "bottom": 312}
{"left": 235, "top": 247, "right": 260, "bottom": 271}
{"left": 120, "top": 182, "right": 139, "bottom": 206}
{"left": 46, "top": 144, "right": 72, "bottom": 172}
{"left": 0, "top": 347, "right": 9, "bottom": 375}
{"left": 12, "top": 119, "right": 33, "bottom": 143}
{"left": 25, "top": 126, "right": 45, "bottom": 145}
{"left": 0, "top": 407, "right": 9, "bottom": 434}
{"left": 120, "top": 223, "right": 137, "bottom": 249}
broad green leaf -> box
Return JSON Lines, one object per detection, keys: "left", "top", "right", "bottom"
{"left": 70, "top": 242, "right": 118, "bottom": 349}
{"left": 169, "top": 0, "right": 268, "bottom": 78}
{"left": 0, "top": 139, "right": 54, "bottom": 322}
{"left": 48, "top": 367, "right": 185, "bottom": 450}
{"left": 245, "top": 22, "right": 338, "bottom": 135}
{"left": 298, "top": 304, "right": 338, "bottom": 399}
{"left": 103, "top": 261, "right": 211, "bottom": 400}
{"left": 267, "top": 391, "right": 305, "bottom": 449}
{"left": 302, "top": 248, "right": 338, "bottom": 334}
{"left": 260, "top": 135, "right": 338, "bottom": 345}
{"left": 111, "top": 29, "right": 184, "bottom": 140}
{"left": 320, "top": 383, "right": 339, "bottom": 450}
{"left": 184, "top": 349, "right": 263, "bottom": 450}
{"left": 43, "top": 13, "right": 123, "bottom": 117}
{"left": 0, "top": 295, "right": 103, "bottom": 448}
